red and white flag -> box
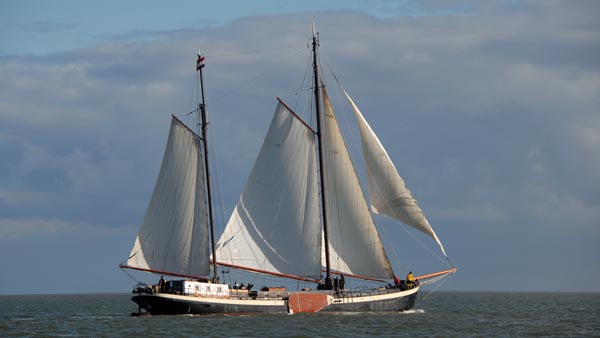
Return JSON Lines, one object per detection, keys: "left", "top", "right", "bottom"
{"left": 196, "top": 50, "right": 205, "bottom": 70}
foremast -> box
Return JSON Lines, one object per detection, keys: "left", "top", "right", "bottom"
{"left": 312, "top": 24, "right": 333, "bottom": 289}
{"left": 197, "top": 51, "right": 219, "bottom": 283}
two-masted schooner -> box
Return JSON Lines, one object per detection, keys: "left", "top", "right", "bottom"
{"left": 120, "top": 27, "right": 456, "bottom": 315}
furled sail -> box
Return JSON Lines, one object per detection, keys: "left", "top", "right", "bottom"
{"left": 215, "top": 100, "right": 322, "bottom": 279}
{"left": 126, "top": 116, "right": 210, "bottom": 277}
{"left": 341, "top": 88, "right": 448, "bottom": 258}
{"left": 321, "top": 87, "right": 394, "bottom": 279}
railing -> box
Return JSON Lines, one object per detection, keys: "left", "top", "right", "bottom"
{"left": 132, "top": 282, "right": 418, "bottom": 299}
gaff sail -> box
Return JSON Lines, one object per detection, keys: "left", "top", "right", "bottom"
{"left": 215, "top": 101, "right": 322, "bottom": 279}
{"left": 125, "top": 116, "right": 210, "bottom": 278}
{"left": 321, "top": 87, "right": 394, "bottom": 279}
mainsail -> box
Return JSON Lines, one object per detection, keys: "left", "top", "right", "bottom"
{"left": 126, "top": 116, "right": 210, "bottom": 277}
{"left": 341, "top": 88, "right": 448, "bottom": 258}
{"left": 215, "top": 101, "right": 322, "bottom": 279}
{"left": 321, "top": 87, "right": 394, "bottom": 279}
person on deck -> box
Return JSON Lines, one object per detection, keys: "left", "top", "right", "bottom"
{"left": 158, "top": 276, "right": 166, "bottom": 293}
{"left": 407, "top": 271, "right": 414, "bottom": 288}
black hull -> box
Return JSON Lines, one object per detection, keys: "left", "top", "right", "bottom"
{"left": 132, "top": 294, "right": 287, "bottom": 315}
{"left": 131, "top": 287, "right": 419, "bottom": 315}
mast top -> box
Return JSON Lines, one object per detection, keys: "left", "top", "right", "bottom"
{"left": 197, "top": 49, "right": 206, "bottom": 70}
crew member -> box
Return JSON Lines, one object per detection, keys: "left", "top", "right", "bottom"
{"left": 158, "top": 276, "right": 166, "bottom": 293}
{"left": 407, "top": 271, "right": 414, "bottom": 288}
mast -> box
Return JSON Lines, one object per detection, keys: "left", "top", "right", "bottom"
{"left": 197, "top": 50, "right": 219, "bottom": 283}
{"left": 312, "top": 24, "right": 332, "bottom": 288}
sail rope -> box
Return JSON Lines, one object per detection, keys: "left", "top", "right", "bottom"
{"left": 277, "top": 45, "right": 314, "bottom": 127}
{"left": 415, "top": 272, "right": 453, "bottom": 306}
{"left": 120, "top": 263, "right": 143, "bottom": 284}
{"left": 206, "top": 47, "right": 306, "bottom": 107}
{"left": 180, "top": 46, "right": 307, "bottom": 119}
{"left": 291, "top": 48, "right": 313, "bottom": 114}
{"left": 205, "top": 101, "right": 229, "bottom": 265}
{"left": 207, "top": 44, "right": 300, "bottom": 58}
{"left": 187, "top": 71, "right": 199, "bottom": 118}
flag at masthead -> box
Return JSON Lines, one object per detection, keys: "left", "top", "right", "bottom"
{"left": 197, "top": 50, "right": 206, "bottom": 70}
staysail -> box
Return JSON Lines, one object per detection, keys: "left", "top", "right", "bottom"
{"left": 215, "top": 100, "right": 322, "bottom": 279}
{"left": 341, "top": 88, "right": 448, "bottom": 258}
{"left": 321, "top": 87, "right": 394, "bottom": 279}
{"left": 126, "top": 116, "right": 210, "bottom": 277}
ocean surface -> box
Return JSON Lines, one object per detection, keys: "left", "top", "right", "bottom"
{"left": 0, "top": 292, "right": 598, "bottom": 337}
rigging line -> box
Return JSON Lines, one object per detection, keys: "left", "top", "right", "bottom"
{"left": 415, "top": 273, "right": 453, "bottom": 306}
{"left": 208, "top": 47, "right": 307, "bottom": 106}
{"left": 120, "top": 264, "right": 142, "bottom": 283}
{"left": 327, "top": 69, "right": 364, "bottom": 167}
{"left": 209, "top": 120, "right": 237, "bottom": 267}
{"left": 195, "top": 67, "right": 227, "bottom": 244}
{"left": 187, "top": 72, "right": 199, "bottom": 116}
{"left": 292, "top": 50, "right": 313, "bottom": 111}
{"left": 207, "top": 119, "right": 227, "bottom": 240}
{"left": 378, "top": 221, "right": 407, "bottom": 275}
{"left": 203, "top": 109, "right": 237, "bottom": 268}
{"left": 207, "top": 44, "right": 300, "bottom": 58}
{"left": 327, "top": 69, "right": 370, "bottom": 197}
{"left": 392, "top": 209, "right": 448, "bottom": 265}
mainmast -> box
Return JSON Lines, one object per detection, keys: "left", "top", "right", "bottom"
{"left": 312, "top": 24, "right": 332, "bottom": 288}
{"left": 197, "top": 50, "right": 219, "bottom": 283}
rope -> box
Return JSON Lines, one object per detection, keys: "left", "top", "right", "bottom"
{"left": 120, "top": 264, "right": 143, "bottom": 284}
{"left": 208, "top": 47, "right": 306, "bottom": 107}
{"left": 415, "top": 272, "right": 453, "bottom": 306}
{"left": 207, "top": 45, "right": 299, "bottom": 58}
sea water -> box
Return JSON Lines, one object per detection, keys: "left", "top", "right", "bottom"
{"left": 0, "top": 292, "right": 598, "bottom": 337}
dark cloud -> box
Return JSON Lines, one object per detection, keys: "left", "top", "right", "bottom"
{"left": 0, "top": 1, "right": 598, "bottom": 293}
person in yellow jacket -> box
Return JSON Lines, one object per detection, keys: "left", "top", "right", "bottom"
{"left": 406, "top": 271, "right": 414, "bottom": 288}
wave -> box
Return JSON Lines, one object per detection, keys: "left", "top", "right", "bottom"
{"left": 399, "top": 308, "right": 426, "bottom": 314}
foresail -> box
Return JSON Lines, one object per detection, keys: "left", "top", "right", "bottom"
{"left": 126, "top": 116, "right": 210, "bottom": 277}
{"left": 342, "top": 89, "right": 448, "bottom": 258}
{"left": 321, "top": 87, "right": 394, "bottom": 279}
{"left": 215, "top": 101, "right": 322, "bottom": 279}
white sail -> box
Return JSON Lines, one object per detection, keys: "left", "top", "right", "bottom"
{"left": 341, "top": 88, "right": 448, "bottom": 258}
{"left": 126, "top": 116, "right": 210, "bottom": 277}
{"left": 215, "top": 101, "right": 322, "bottom": 278}
{"left": 321, "top": 87, "right": 394, "bottom": 279}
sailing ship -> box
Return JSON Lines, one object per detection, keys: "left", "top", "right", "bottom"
{"left": 120, "top": 27, "right": 456, "bottom": 315}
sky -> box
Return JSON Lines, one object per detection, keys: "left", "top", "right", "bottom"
{"left": 0, "top": 0, "right": 599, "bottom": 295}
